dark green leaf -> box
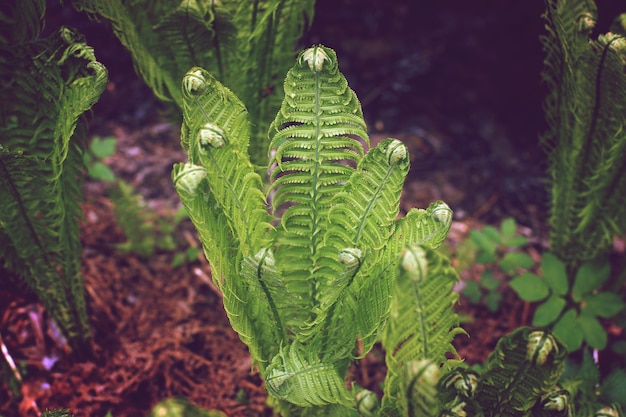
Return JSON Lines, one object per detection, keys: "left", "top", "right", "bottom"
{"left": 485, "top": 291, "right": 502, "bottom": 312}
{"left": 510, "top": 273, "right": 549, "bottom": 302}
{"left": 90, "top": 136, "right": 117, "bottom": 158}
{"left": 541, "top": 253, "right": 569, "bottom": 296}
{"left": 579, "top": 313, "right": 607, "bottom": 350}
{"left": 476, "top": 251, "right": 496, "bottom": 264}
{"left": 585, "top": 292, "right": 626, "bottom": 318}
{"left": 553, "top": 309, "right": 582, "bottom": 352}
{"left": 572, "top": 260, "right": 611, "bottom": 301}
{"left": 532, "top": 294, "right": 566, "bottom": 326}
{"left": 462, "top": 280, "right": 482, "bottom": 304}
{"left": 481, "top": 270, "right": 501, "bottom": 291}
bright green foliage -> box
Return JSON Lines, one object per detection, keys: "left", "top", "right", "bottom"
{"left": 510, "top": 252, "right": 625, "bottom": 351}
{"left": 71, "top": 0, "right": 315, "bottom": 166}
{"left": 0, "top": 1, "right": 107, "bottom": 358}
{"left": 379, "top": 246, "right": 463, "bottom": 416}
{"left": 458, "top": 217, "right": 533, "bottom": 312}
{"left": 541, "top": 0, "right": 626, "bottom": 269}
{"left": 173, "top": 45, "right": 454, "bottom": 415}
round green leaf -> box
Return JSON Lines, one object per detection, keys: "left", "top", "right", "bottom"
{"left": 578, "top": 314, "right": 607, "bottom": 350}
{"left": 485, "top": 291, "right": 503, "bottom": 312}
{"left": 504, "top": 236, "right": 528, "bottom": 248}
{"left": 553, "top": 309, "right": 582, "bottom": 352}
{"left": 499, "top": 252, "right": 534, "bottom": 273}
{"left": 585, "top": 292, "right": 626, "bottom": 318}
{"left": 532, "top": 294, "right": 566, "bottom": 327}
{"left": 88, "top": 162, "right": 116, "bottom": 182}
{"left": 470, "top": 230, "right": 498, "bottom": 255}
{"left": 540, "top": 253, "right": 568, "bottom": 296}
{"left": 500, "top": 218, "right": 517, "bottom": 239}
{"left": 90, "top": 136, "right": 117, "bottom": 158}
{"left": 572, "top": 260, "right": 610, "bottom": 301}
{"left": 510, "top": 273, "right": 549, "bottom": 302}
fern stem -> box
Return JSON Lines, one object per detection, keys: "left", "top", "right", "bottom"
{"left": 412, "top": 281, "right": 428, "bottom": 359}
{"left": 354, "top": 166, "right": 394, "bottom": 245}
{"left": 210, "top": 1, "right": 224, "bottom": 81}
{"left": 256, "top": 250, "right": 287, "bottom": 342}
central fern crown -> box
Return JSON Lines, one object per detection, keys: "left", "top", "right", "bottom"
{"left": 172, "top": 45, "right": 457, "bottom": 414}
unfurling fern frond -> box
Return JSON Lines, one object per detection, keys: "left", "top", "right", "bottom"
{"left": 265, "top": 342, "right": 352, "bottom": 408}
{"left": 268, "top": 45, "right": 369, "bottom": 329}
{"left": 0, "top": 19, "right": 107, "bottom": 358}
{"left": 474, "top": 327, "right": 567, "bottom": 417}
{"left": 380, "top": 245, "right": 462, "bottom": 416}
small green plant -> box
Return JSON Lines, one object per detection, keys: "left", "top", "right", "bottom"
{"left": 510, "top": 252, "right": 626, "bottom": 351}
{"left": 83, "top": 135, "right": 117, "bottom": 182}
{"left": 458, "top": 218, "right": 534, "bottom": 312}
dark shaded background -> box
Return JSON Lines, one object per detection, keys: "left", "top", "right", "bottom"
{"left": 45, "top": 0, "right": 625, "bottom": 223}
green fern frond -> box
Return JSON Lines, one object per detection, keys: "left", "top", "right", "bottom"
{"left": 180, "top": 67, "right": 273, "bottom": 258}
{"left": 0, "top": 23, "right": 107, "bottom": 357}
{"left": 355, "top": 201, "right": 453, "bottom": 353}
{"left": 297, "top": 139, "right": 410, "bottom": 357}
{"left": 541, "top": 0, "right": 626, "bottom": 267}
{"left": 474, "top": 327, "right": 567, "bottom": 417}
{"left": 268, "top": 45, "right": 369, "bottom": 327}
{"left": 0, "top": 0, "right": 45, "bottom": 45}
{"left": 380, "top": 246, "right": 462, "bottom": 416}
{"left": 153, "top": 0, "right": 236, "bottom": 83}
{"left": 265, "top": 342, "right": 353, "bottom": 408}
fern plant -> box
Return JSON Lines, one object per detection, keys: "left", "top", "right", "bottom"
{"left": 541, "top": 0, "right": 626, "bottom": 272}
{"left": 70, "top": 0, "right": 315, "bottom": 167}
{"left": 172, "top": 45, "right": 459, "bottom": 415}
{"left": 0, "top": 0, "right": 107, "bottom": 359}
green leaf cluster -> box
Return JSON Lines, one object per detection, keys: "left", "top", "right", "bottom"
{"left": 510, "top": 253, "right": 625, "bottom": 351}
{"left": 83, "top": 136, "right": 117, "bottom": 182}
{"left": 172, "top": 45, "right": 456, "bottom": 415}
{"left": 458, "top": 218, "right": 533, "bottom": 312}
{"left": 0, "top": 1, "right": 108, "bottom": 358}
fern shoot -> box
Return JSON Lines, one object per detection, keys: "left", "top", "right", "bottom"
{"left": 173, "top": 45, "right": 455, "bottom": 414}
{"left": 0, "top": 2, "right": 107, "bottom": 358}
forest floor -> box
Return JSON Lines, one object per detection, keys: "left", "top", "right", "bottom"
{"left": 2, "top": 1, "right": 624, "bottom": 416}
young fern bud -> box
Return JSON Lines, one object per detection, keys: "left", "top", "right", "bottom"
{"left": 539, "top": 388, "right": 570, "bottom": 413}
{"left": 173, "top": 163, "right": 208, "bottom": 197}
{"left": 439, "top": 368, "right": 479, "bottom": 401}
{"left": 197, "top": 122, "right": 227, "bottom": 150}
{"left": 338, "top": 247, "right": 362, "bottom": 268}
{"left": 300, "top": 46, "right": 330, "bottom": 72}
{"left": 595, "top": 405, "right": 622, "bottom": 417}
{"left": 254, "top": 247, "right": 275, "bottom": 268}
{"left": 527, "top": 331, "right": 559, "bottom": 365}
{"left": 385, "top": 139, "right": 408, "bottom": 166}
{"left": 401, "top": 245, "right": 428, "bottom": 283}
{"left": 355, "top": 389, "right": 380, "bottom": 417}
{"left": 183, "top": 68, "right": 207, "bottom": 97}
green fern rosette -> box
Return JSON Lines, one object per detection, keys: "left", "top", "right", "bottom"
{"left": 173, "top": 45, "right": 455, "bottom": 413}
